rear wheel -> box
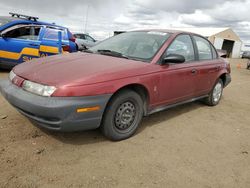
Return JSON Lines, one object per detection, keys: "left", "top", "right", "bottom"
{"left": 204, "top": 79, "right": 223, "bottom": 106}
{"left": 101, "top": 90, "right": 144, "bottom": 141}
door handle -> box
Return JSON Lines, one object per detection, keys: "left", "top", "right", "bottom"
{"left": 191, "top": 69, "right": 198, "bottom": 75}
{"left": 29, "top": 43, "right": 39, "bottom": 47}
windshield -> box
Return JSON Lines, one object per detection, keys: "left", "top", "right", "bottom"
{"left": 89, "top": 31, "right": 170, "bottom": 62}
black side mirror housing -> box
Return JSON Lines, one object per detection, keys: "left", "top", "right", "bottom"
{"left": 162, "top": 54, "right": 185, "bottom": 64}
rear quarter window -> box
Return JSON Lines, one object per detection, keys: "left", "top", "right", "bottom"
{"left": 43, "top": 28, "right": 67, "bottom": 41}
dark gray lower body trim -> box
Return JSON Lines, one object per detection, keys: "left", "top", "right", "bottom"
{"left": 224, "top": 73, "right": 231, "bottom": 87}
{"left": 0, "top": 79, "right": 112, "bottom": 132}
{"left": 147, "top": 95, "right": 208, "bottom": 115}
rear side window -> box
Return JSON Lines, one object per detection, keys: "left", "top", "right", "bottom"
{"left": 43, "top": 28, "right": 67, "bottom": 41}
{"left": 166, "top": 34, "right": 195, "bottom": 61}
{"left": 194, "top": 36, "right": 212, "bottom": 60}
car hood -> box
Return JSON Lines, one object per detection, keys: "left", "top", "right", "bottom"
{"left": 13, "top": 52, "right": 151, "bottom": 87}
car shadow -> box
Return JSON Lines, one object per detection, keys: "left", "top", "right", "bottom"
{"left": 37, "top": 126, "right": 106, "bottom": 145}
{"left": 137, "top": 101, "right": 205, "bottom": 134}
{"left": 40, "top": 101, "right": 206, "bottom": 145}
{"left": 0, "top": 69, "right": 10, "bottom": 73}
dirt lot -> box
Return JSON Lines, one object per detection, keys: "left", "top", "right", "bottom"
{"left": 0, "top": 59, "right": 250, "bottom": 188}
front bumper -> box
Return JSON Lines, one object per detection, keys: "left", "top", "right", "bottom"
{"left": 0, "top": 79, "right": 112, "bottom": 132}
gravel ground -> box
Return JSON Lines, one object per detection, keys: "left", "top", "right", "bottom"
{"left": 0, "top": 59, "right": 250, "bottom": 188}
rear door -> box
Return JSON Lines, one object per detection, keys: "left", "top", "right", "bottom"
{"left": 39, "top": 26, "right": 69, "bottom": 57}
{"left": 0, "top": 25, "right": 41, "bottom": 65}
{"left": 158, "top": 34, "right": 199, "bottom": 106}
{"left": 191, "top": 35, "right": 222, "bottom": 96}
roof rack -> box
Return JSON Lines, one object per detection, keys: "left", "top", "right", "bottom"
{"left": 9, "top": 12, "right": 39, "bottom": 21}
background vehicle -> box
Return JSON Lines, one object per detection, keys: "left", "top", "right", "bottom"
{"left": 0, "top": 30, "right": 231, "bottom": 141}
{"left": 0, "top": 13, "right": 77, "bottom": 69}
{"left": 74, "top": 33, "right": 96, "bottom": 50}
{"left": 217, "top": 49, "right": 227, "bottom": 58}
{"left": 242, "top": 51, "right": 250, "bottom": 59}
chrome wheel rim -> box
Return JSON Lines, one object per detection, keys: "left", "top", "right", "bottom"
{"left": 114, "top": 101, "right": 136, "bottom": 131}
{"left": 213, "top": 82, "right": 222, "bottom": 103}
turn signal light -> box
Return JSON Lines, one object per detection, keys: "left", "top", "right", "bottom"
{"left": 77, "top": 106, "right": 101, "bottom": 113}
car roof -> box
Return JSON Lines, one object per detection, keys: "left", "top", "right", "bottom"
{"left": 74, "top": 33, "right": 89, "bottom": 35}
{"left": 131, "top": 29, "right": 205, "bottom": 36}
{"left": 0, "top": 16, "right": 67, "bottom": 29}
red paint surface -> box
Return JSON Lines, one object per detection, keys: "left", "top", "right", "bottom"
{"left": 13, "top": 31, "right": 230, "bottom": 110}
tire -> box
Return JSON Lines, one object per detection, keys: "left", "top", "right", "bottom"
{"left": 204, "top": 79, "right": 224, "bottom": 106}
{"left": 80, "top": 45, "right": 87, "bottom": 51}
{"left": 101, "top": 90, "right": 144, "bottom": 141}
{"left": 75, "top": 44, "right": 79, "bottom": 51}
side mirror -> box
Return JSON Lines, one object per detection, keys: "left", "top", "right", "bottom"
{"left": 162, "top": 54, "right": 185, "bottom": 64}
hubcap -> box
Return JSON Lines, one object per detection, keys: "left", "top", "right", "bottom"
{"left": 213, "top": 82, "right": 222, "bottom": 103}
{"left": 115, "top": 101, "right": 136, "bottom": 131}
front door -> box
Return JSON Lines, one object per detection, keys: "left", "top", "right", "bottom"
{"left": 158, "top": 34, "right": 198, "bottom": 106}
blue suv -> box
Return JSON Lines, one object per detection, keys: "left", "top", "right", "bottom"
{"left": 0, "top": 13, "right": 77, "bottom": 69}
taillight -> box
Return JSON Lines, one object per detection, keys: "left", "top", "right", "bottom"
{"left": 69, "top": 31, "right": 76, "bottom": 43}
{"left": 70, "top": 37, "right": 76, "bottom": 43}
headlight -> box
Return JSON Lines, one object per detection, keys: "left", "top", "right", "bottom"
{"left": 22, "top": 80, "right": 56, "bottom": 97}
{"left": 9, "top": 70, "right": 16, "bottom": 81}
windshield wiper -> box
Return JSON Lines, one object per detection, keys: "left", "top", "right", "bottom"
{"left": 97, "top": 49, "right": 129, "bottom": 59}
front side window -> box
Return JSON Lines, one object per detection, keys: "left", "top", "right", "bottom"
{"left": 43, "top": 28, "right": 66, "bottom": 41}
{"left": 166, "top": 34, "right": 195, "bottom": 62}
{"left": 194, "top": 36, "right": 213, "bottom": 60}
{"left": 90, "top": 31, "right": 170, "bottom": 62}
{"left": 2, "top": 25, "right": 41, "bottom": 41}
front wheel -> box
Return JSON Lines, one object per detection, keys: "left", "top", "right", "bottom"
{"left": 204, "top": 79, "right": 224, "bottom": 106}
{"left": 101, "top": 90, "right": 144, "bottom": 141}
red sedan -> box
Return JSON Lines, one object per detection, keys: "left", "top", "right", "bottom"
{"left": 0, "top": 30, "right": 231, "bottom": 140}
